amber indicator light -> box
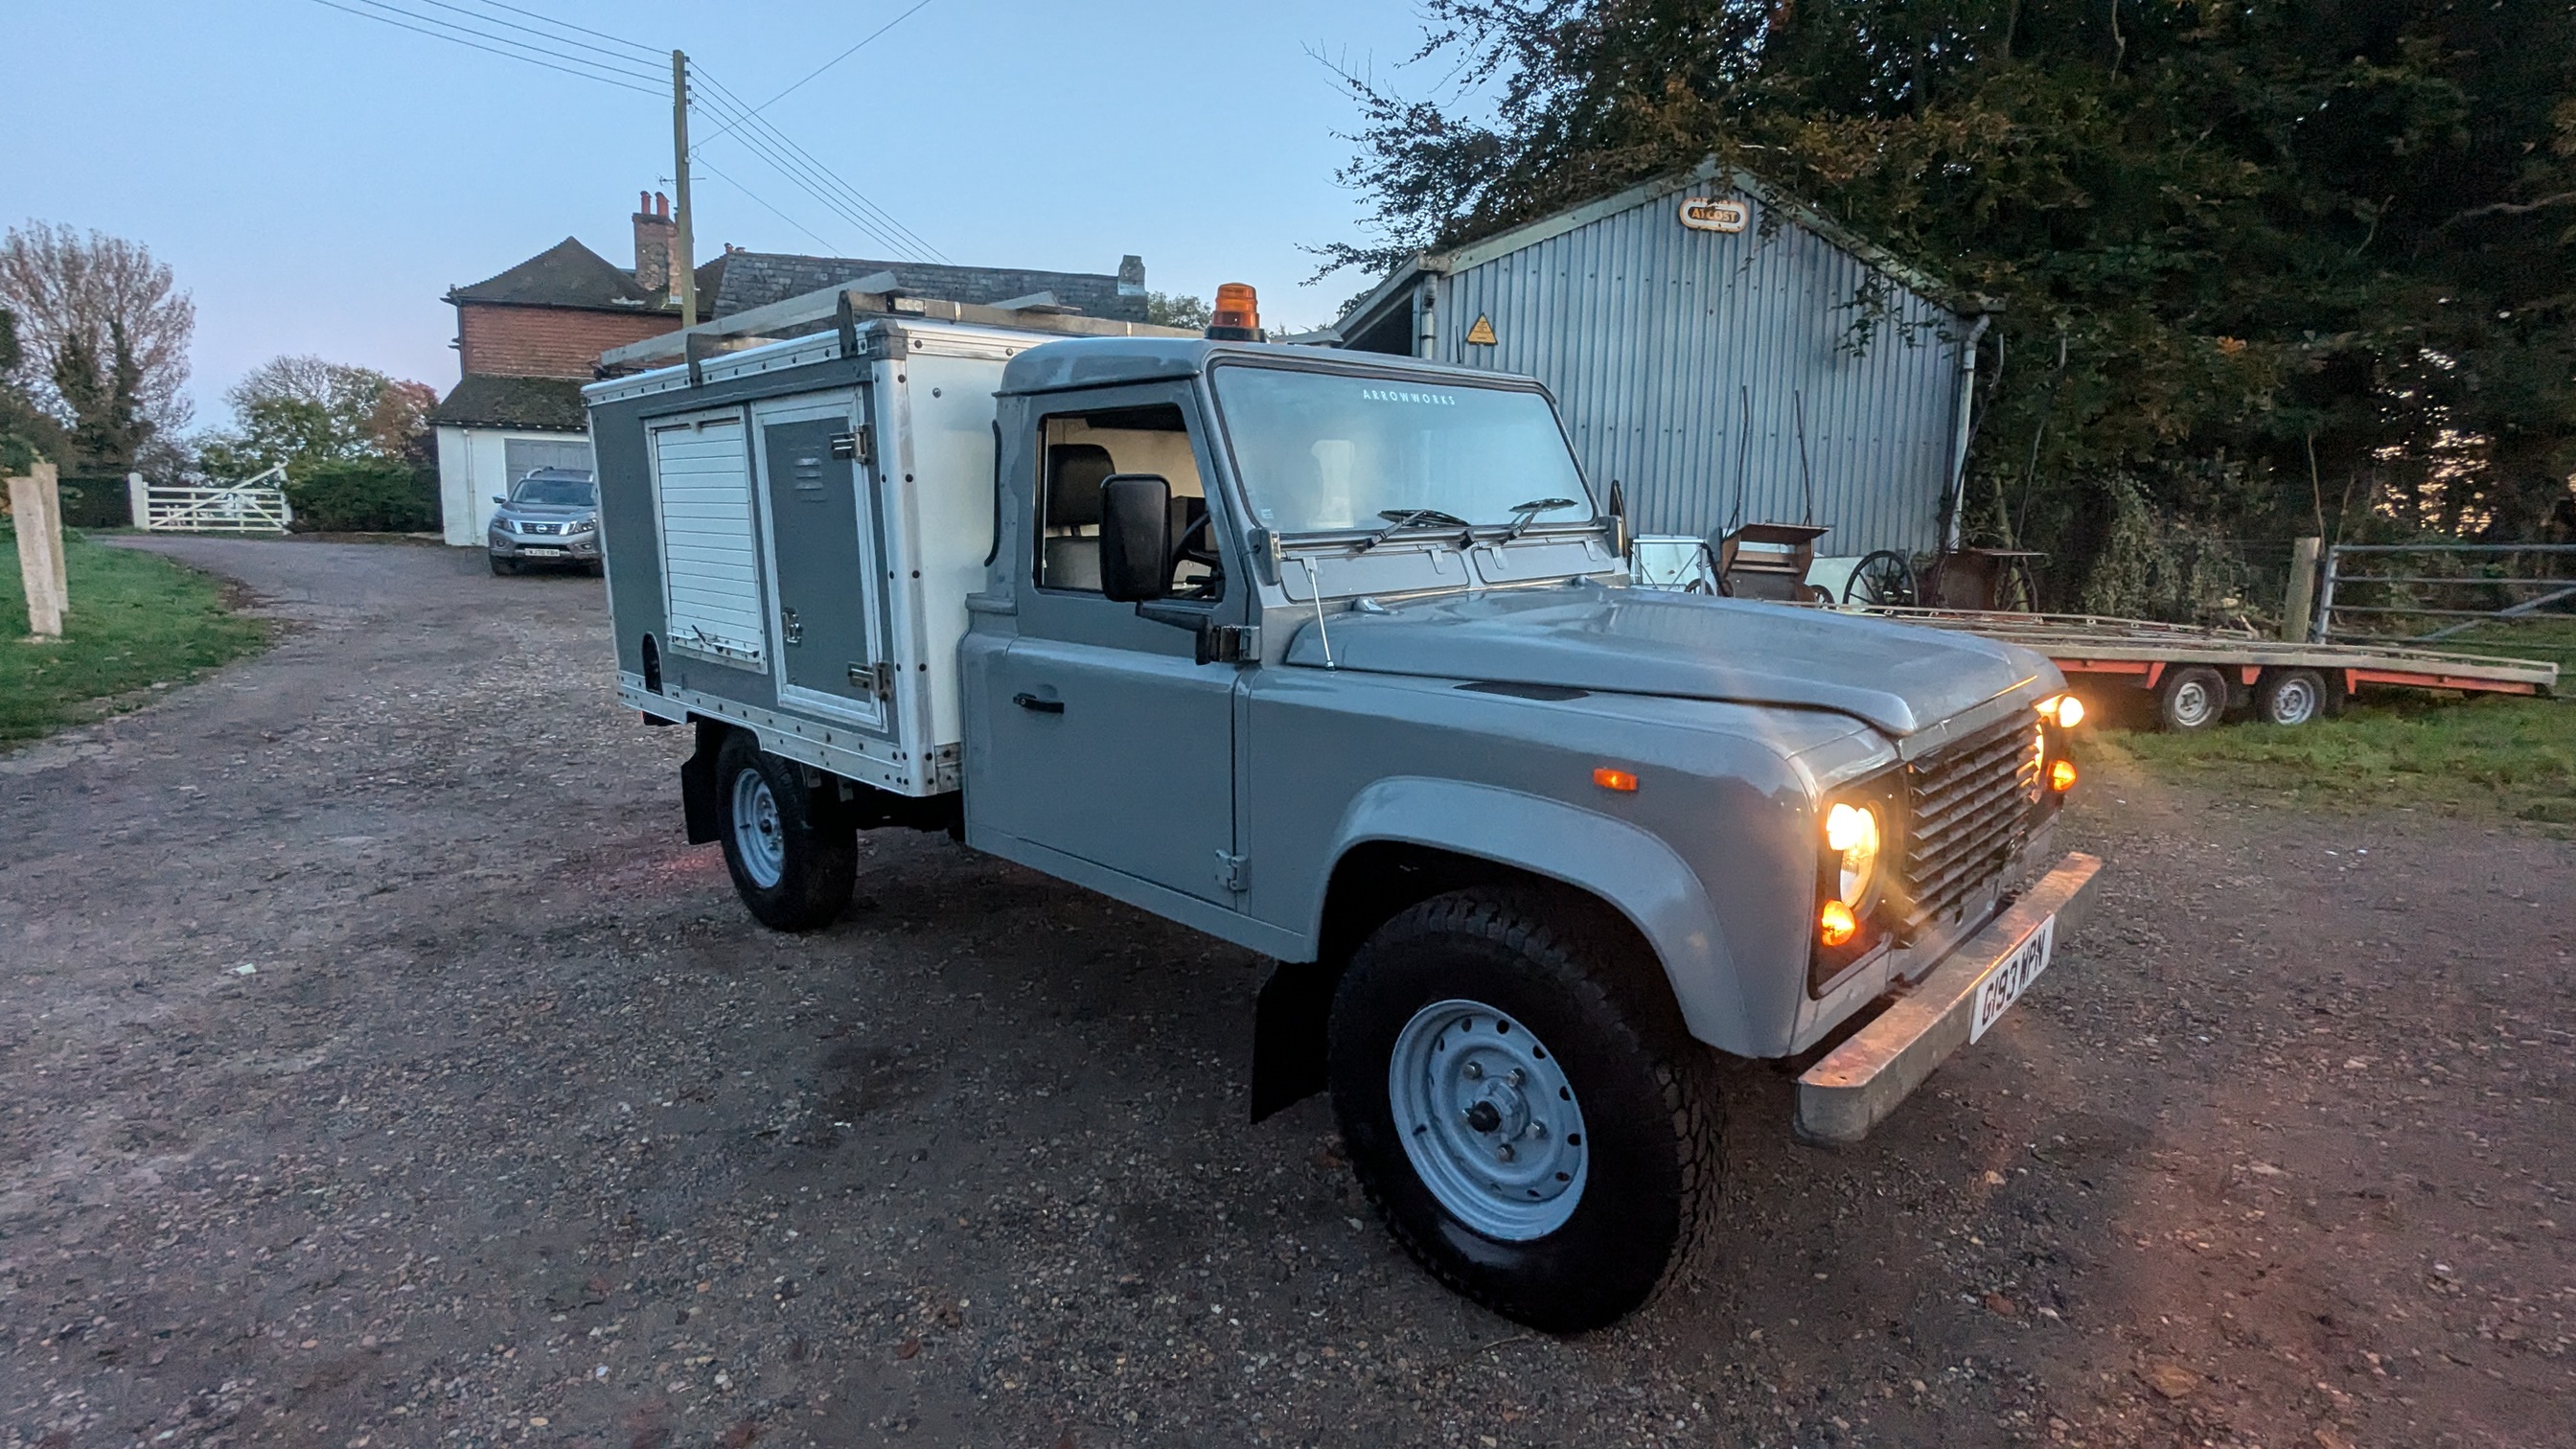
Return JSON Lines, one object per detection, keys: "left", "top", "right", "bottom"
{"left": 1593, "top": 767, "right": 1639, "bottom": 793}
{"left": 2051, "top": 758, "right": 2078, "bottom": 792}
{"left": 1818, "top": 899, "right": 1859, "bottom": 948}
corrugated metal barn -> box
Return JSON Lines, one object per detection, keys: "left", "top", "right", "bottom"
{"left": 1325, "top": 160, "right": 1987, "bottom": 560}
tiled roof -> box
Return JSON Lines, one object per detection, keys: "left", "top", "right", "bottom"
{"left": 428, "top": 374, "right": 589, "bottom": 432}
{"left": 449, "top": 238, "right": 663, "bottom": 311}
{"left": 708, "top": 253, "right": 1147, "bottom": 322}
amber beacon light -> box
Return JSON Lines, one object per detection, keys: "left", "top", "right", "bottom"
{"left": 1207, "top": 283, "right": 1264, "bottom": 341}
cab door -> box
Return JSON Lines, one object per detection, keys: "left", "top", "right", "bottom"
{"left": 969, "top": 384, "right": 1245, "bottom": 906}
{"left": 754, "top": 391, "right": 886, "bottom": 730}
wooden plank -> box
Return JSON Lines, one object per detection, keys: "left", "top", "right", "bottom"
{"left": 9, "top": 465, "right": 64, "bottom": 637}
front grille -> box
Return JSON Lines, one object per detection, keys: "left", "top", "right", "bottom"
{"left": 1896, "top": 714, "right": 2042, "bottom": 939}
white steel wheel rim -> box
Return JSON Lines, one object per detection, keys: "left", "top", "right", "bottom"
{"left": 2269, "top": 677, "right": 2318, "bottom": 725}
{"left": 1388, "top": 999, "right": 1590, "bottom": 1241}
{"left": 731, "top": 769, "right": 787, "bottom": 888}
{"left": 2171, "top": 678, "right": 2219, "bottom": 727}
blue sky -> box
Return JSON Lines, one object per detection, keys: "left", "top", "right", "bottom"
{"left": 4, "top": 0, "right": 1439, "bottom": 426}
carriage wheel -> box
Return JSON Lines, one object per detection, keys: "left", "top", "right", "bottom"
{"left": 1842, "top": 550, "right": 1918, "bottom": 609}
{"left": 1991, "top": 557, "right": 2040, "bottom": 613}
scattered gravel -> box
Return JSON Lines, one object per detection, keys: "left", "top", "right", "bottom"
{"left": 1, "top": 537, "right": 2567, "bottom": 1447}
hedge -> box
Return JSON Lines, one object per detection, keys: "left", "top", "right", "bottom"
{"left": 285, "top": 459, "right": 441, "bottom": 534}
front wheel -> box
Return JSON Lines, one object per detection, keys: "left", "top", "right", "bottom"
{"left": 1328, "top": 887, "right": 1720, "bottom": 1333}
{"left": 714, "top": 732, "right": 856, "bottom": 932}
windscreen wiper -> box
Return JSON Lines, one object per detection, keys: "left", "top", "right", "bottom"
{"left": 1498, "top": 496, "right": 1582, "bottom": 543}
{"left": 1355, "top": 507, "right": 1473, "bottom": 554}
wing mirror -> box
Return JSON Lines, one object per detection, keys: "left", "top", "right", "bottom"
{"left": 1098, "top": 472, "right": 1172, "bottom": 603}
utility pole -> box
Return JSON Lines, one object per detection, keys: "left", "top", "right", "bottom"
{"left": 671, "top": 49, "right": 698, "bottom": 328}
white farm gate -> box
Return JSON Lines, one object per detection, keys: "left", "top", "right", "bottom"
{"left": 137, "top": 465, "right": 292, "bottom": 534}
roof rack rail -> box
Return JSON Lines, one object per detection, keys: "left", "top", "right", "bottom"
{"left": 599, "top": 280, "right": 1198, "bottom": 372}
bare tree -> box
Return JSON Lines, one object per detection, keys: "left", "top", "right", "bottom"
{"left": 0, "top": 221, "right": 196, "bottom": 436}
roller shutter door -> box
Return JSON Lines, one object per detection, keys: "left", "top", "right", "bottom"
{"left": 653, "top": 417, "right": 765, "bottom": 664}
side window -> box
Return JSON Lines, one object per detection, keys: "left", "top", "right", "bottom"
{"left": 1033, "top": 403, "right": 1220, "bottom": 600}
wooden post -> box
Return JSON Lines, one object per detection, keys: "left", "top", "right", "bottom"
{"left": 10, "top": 461, "right": 65, "bottom": 637}
{"left": 2283, "top": 535, "right": 2321, "bottom": 643}
{"left": 127, "top": 471, "right": 150, "bottom": 531}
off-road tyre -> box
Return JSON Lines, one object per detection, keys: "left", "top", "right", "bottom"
{"left": 2255, "top": 667, "right": 2331, "bottom": 727}
{"left": 489, "top": 554, "right": 520, "bottom": 576}
{"left": 714, "top": 732, "right": 857, "bottom": 932}
{"left": 2156, "top": 664, "right": 2229, "bottom": 733}
{"left": 1328, "top": 886, "right": 1722, "bottom": 1333}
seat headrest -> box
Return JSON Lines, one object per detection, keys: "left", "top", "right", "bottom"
{"left": 1046, "top": 444, "right": 1115, "bottom": 528}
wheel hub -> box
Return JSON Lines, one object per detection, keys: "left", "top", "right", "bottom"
{"left": 1389, "top": 1000, "right": 1589, "bottom": 1241}
{"left": 731, "top": 770, "right": 786, "bottom": 889}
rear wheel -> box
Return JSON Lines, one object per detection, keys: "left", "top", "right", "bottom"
{"left": 1328, "top": 886, "right": 1720, "bottom": 1333}
{"left": 2156, "top": 664, "right": 2229, "bottom": 732}
{"left": 714, "top": 732, "right": 856, "bottom": 932}
{"left": 2256, "top": 668, "right": 2329, "bottom": 727}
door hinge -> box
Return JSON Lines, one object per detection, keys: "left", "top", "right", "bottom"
{"left": 830, "top": 426, "right": 871, "bottom": 463}
{"left": 847, "top": 659, "right": 896, "bottom": 702}
{"left": 1216, "top": 851, "right": 1250, "bottom": 894}
{"left": 780, "top": 607, "right": 803, "bottom": 645}
{"left": 1198, "top": 622, "right": 1260, "bottom": 666}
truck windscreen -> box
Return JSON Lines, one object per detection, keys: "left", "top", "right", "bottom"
{"left": 1211, "top": 367, "right": 1593, "bottom": 538}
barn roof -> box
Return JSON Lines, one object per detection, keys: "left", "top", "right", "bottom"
{"left": 1326, "top": 159, "right": 1995, "bottom": 346}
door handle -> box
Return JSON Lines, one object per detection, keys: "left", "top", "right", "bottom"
{"left": 1012, "top": 692, "right": 1065, "bottom": 714}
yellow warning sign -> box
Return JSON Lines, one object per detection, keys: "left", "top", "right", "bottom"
{"left": 1464, "top": 314, "right": 1498, "bottom": 346}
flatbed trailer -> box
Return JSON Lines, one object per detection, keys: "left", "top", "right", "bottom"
{"left": 1847, "top": 608, "right": 2561, "bottom": 729}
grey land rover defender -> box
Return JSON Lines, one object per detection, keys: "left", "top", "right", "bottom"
{"left": 586, "top": 299, "right": 2099, "bottom": 1331}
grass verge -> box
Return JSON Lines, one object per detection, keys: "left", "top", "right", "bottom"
{"left": 2100, "top": 692, "right": 2576, "bottom": 828}
{"left": 1, "top": 527, "right": 267, "bottom": 747}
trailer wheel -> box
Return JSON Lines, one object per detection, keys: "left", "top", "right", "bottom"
{"left": 714, "top": 732, "right": 856, "bottom": 932}
{"left": 1328, "top": 886, "right": 1720, "bottom": 1333}
{"left": 2256, "top": 668, "right": 2330, "bottom": 727}
{"left": 2156, "top": 665, "right": 2228, "bottom": 732}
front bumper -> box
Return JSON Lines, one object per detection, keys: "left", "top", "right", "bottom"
{"left": 1793, "top": 850, "right": 2103, "bottom": 1145}
{"left": 489, "top": 533, "right": 599, "bottom": 561}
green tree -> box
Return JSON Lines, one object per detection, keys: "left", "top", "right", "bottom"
{"left": 1323, "top": 0, "right": 2576, "bottom": 610}
{"left": 49, "top": 316, "right": 154, "bottom": 472}
{"left": 0, "top": 306, "right": 71, "bottom": 473}
{"left": 1145, "top": 291, "right": 1212, "bottom": 331}
{"left": 197, "top": 356, "right": 437, "bottom": 481}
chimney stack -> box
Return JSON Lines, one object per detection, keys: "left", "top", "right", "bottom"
{"left": 633, "top": 190, "right": 676, "bottom": 295}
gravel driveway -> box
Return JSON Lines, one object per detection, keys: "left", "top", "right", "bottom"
{"left": 2, "top": 538, "right": 2569, "bottom": 1449}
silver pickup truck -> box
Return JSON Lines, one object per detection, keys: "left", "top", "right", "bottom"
{"left": 586, "top": 294, "right": 2099, "bottom": 1332}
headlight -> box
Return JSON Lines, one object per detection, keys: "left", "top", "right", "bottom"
{"left": 1824, "top": 801, "right": 1881, "bottom": 908}
{"left": 2036, "top": 693, "right": 2084, "bottom": 728}
{"left": 565, "top": 518, "right": 596, "bottom": 534}
{"left": 491, "top": 518, "right": 515, "bottom": 534}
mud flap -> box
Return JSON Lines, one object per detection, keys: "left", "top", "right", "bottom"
{"left": 1251, "top": 959, "right": 1337, "bottom": 1123}
{"left": 680, "top": 720, "right": 725, "bottom": 844}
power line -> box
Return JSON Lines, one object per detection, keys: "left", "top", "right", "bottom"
{"left": 449, "top": 0, "right": 664, "bottom": 58}
{"left": 388, "top": 0, "right": 658, "bottom": 70}
{"left": 330, "top": 0, "right": 663, "bottom": 80}
{"left": 689, "top": 86, "right": 921, "bottom": 258}
{"left": 695, "top": 158, "right": 844, "bottom": 257}
{"left": 691, "top": 0, "right": 938, "bottom": 148}
{"left": 690, "top": 76, "right": 924, "bottom": 254}
{"left": 691, "top": 67, "right": 947, "bottom": 261}
{"left": 304, "top": 0, "right": 662, "bottom": 93}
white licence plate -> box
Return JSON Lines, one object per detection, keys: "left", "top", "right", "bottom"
{"left": 1969, "top": 915, "right": 2058, "bottom": 1043}
{"left": 521, "top": 545, "right": 564, "bottom": 556}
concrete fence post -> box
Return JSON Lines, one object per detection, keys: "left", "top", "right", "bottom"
{"left": 128, "top": 471, "right": 150, "bottom": 531}
{"left": 2282, "top": 536, "right": 2322, "bottom": 643}
{"left": 9, "top": 461, "right": 66, "bottom": 637}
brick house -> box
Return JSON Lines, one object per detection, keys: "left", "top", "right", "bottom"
{"left": 429, "top": 196, "right": 1153, "bottom": 546}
